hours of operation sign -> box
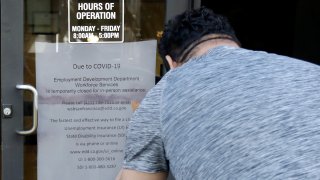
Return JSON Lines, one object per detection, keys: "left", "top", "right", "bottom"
{"left": 68, "top": 0, "right": 124, "bottom": 43}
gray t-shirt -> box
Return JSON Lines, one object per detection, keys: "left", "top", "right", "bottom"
{"left": 123, "top": 46, "right": 320, "bottom": 179}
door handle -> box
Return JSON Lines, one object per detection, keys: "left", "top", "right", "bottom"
{"left": 16, "top": 84, "right": 38, "bottom": 135}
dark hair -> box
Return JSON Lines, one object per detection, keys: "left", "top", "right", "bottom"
{"left": 159, "top": 7, "right": 240, "bottom": 64}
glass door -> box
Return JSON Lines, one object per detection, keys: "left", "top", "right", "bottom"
{"left": 1, "top": 0, "right": 195, "bottom": 179}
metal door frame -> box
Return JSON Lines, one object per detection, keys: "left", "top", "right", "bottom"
{"left": 1, "top": 0, "right": 24, "bottom": 179}
{"left": 166, "top": 0, "right": 201, "bottom": 21}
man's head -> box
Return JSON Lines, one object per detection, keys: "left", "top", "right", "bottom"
{"left": 159, "top": 7, "right": 240, "bottom": 68}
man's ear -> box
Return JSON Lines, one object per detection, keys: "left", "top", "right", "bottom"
{"left": 165, "top": 55, "right": 177, "bottom": 69}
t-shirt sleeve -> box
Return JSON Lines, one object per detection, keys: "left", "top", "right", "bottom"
{"left": 122, "top": 79, "right": 168, "bottom": 173}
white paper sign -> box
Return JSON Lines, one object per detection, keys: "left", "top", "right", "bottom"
{"left": 36, "top": 40, "right": 156, "bottom": 180}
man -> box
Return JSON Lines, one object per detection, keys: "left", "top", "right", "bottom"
{"left": 118, "top": 7, "right": 320, "bottom": 180}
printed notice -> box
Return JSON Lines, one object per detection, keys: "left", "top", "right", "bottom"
{"left": 68, "top": 0, "right": 124, "bottom": 43}
{"left": 36, "top": 41, "right": 156, "bottom": 180}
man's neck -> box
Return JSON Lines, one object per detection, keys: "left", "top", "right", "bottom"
{"left": 189, "top": 34, "right": 240, "bottom": 60}
{"left": 172, "top": 34, "right": 240, "bottom": 68}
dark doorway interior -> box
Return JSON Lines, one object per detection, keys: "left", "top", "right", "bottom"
{"left": 202, "top": 0, "right": 320, "bottom": 65}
